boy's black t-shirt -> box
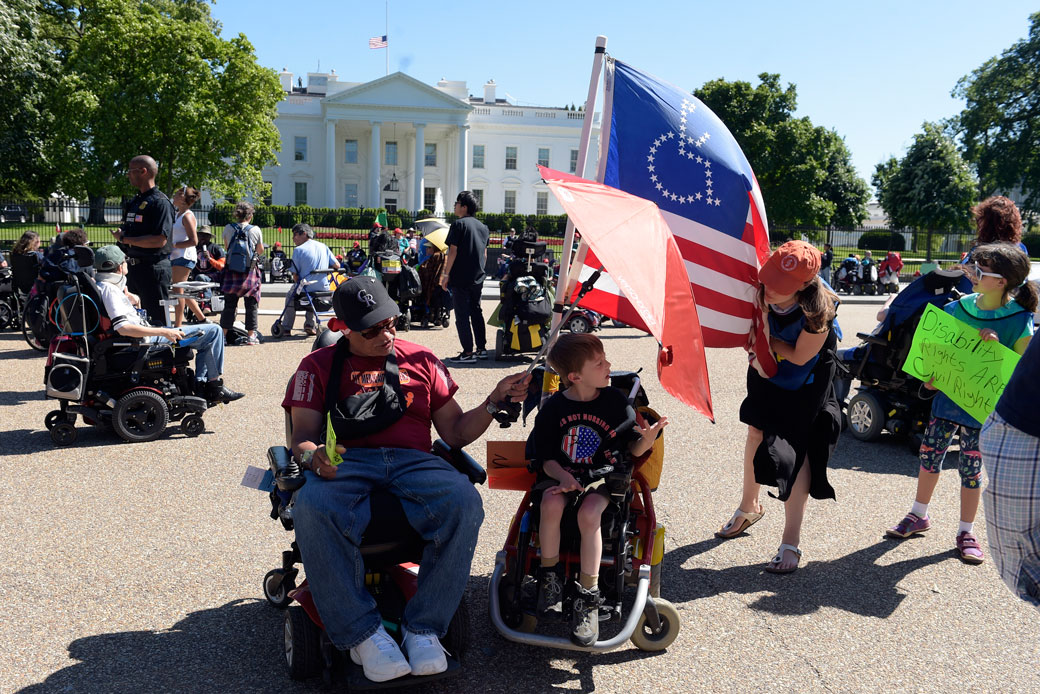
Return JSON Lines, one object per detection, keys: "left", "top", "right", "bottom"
{"left": 532, "top": 386, "right": 638, "bottom": 472}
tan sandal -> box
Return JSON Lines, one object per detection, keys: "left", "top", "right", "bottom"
{"left": 764, "top": 543, "right": 802, "bottom": 574}
{"left": 714, "top": 507, "right": 764, "bottom": 539}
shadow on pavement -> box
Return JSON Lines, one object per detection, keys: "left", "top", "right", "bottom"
{"left": 17, "top": 599, "right": 304, "bottom": 694}
{"left": 829, "top": 432, "right": 920, "bottom": 478}
{"left": 665, "top": 537, "right": 950, "bottom": 618}
{"left": 0, "top": 389, "right": 45, "bottom": 408}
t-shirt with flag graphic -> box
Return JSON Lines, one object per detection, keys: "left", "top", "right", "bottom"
{"left": 532, "top": 386, "right": 638, "bottom": 474}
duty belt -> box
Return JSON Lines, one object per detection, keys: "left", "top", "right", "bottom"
{"left": 127, "top": 255, "right": 166, "bottom": 265}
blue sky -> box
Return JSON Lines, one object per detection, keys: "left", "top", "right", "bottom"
{"left": 212, "top": 0, "right": 1035, "bottom": 190}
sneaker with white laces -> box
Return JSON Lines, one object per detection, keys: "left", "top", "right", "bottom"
{"left": 446, "top": 352, "right": 476, "bottom": 364}
{"left": 401, "top": 628, "right": 449, "bottom": 676}
{"left": 348, "top": 625, "right": 411, "bottom": 682}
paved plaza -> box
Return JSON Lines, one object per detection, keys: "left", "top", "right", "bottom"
{"left": 1, "top": 300, "right": 1037, "bottom": 693}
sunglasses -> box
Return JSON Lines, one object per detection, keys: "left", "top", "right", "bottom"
{"left": 358, "top": 317, "right": 398, "bottom": 339}
{"left": 967, "top": 263, "right": 1004, "bottom": 282}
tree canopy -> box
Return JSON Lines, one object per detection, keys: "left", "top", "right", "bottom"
{"left": 954, "top": 12, "right": 1040, "bottom": 215}
{"left": 694, "top": 73, "right": 870, "bottom": 228}
{"left": 872, "top": 122, "right": 977, "bottom": 233}
{"left": 16, "top": 0, "right": 283, "bottom": 204}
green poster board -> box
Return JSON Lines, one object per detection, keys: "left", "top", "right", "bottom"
{"left": 902, "top": 303, "right": 1021, "bottom": 424}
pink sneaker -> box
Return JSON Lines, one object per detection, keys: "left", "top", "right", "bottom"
{"left": 956, "top": 531, "right": 985, "bottom": 564}
{"left": 885, "top": 512, "right": 931, "bottom": 538}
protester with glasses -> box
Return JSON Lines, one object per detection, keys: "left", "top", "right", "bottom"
{"left": 282, "top": 275, "right": 529, "bottom": 683}
{"left": 886, "top": 243, "right": 1036, "bottom": 566}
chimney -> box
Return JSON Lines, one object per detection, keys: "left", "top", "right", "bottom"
{"left": 279, "top": 68, "right": 292, "bottom": 92}
{"left": 483, "top": 79, "right": 496, "bottom": 104}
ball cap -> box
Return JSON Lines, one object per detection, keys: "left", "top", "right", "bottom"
{"left": 94, "top": 244, "right": 126, "bottom": 272}
{"left": 758, "top": 240, "right": 821, "bottom": 295}
{"left": 333, "top": 275, "right": 400, "bottom": 331}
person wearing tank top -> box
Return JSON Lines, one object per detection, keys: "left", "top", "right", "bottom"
{"left": 170, "top": 186, "right": 208, "bottom": 326}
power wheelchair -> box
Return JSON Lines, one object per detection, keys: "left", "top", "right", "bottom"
{"left": 42, "top": 246, "right": 210, "bottom": 445}
{"left": 262, "top": 330, "right": 485, "bottom": 688}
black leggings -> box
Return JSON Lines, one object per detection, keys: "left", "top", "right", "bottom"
{"left": 220, "top": 294, "right": 258, "bottom": 332}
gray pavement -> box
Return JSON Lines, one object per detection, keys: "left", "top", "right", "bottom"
{"left": 1, "top": 300, "right": 1036, "bottom": 694}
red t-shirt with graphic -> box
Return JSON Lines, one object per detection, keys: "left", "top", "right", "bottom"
{"left": 282, "top": 339, "right": 459, "bottom": 452}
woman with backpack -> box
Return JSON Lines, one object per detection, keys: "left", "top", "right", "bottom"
{"left": 219, "top": 201, "right": 264, "bottom": 345}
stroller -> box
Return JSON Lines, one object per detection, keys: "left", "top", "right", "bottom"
{"left": 493, "top": 235, "right": 553, "bottom": 361}
{"left": 877, "top": 251, "right": 904, "bottom": 294}
{"left": 834, "top": 268, "right": 968, "bottom": 446}
{"left": 269, "top": 261, "right": 335, "bottom": 338}
{"left": 486, "top": 370, "right": 679, "bottom": 653}
{"left": 41, "top": 246, "right": 210, "bottom": 445}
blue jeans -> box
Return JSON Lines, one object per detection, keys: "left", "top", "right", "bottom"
{"left": 292, "top": 447, "right": 484, "bottom": 649}
{"left": 450, "top": 282, "right": 486, "bottom": 354}
{"left": 149, "top": 322, "right": 225, "bottom": 381}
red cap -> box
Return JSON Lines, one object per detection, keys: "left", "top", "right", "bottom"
{"left": 758, "top": 241, "right": 821, "bottom": 295}
{"left": 273, "top": 241, "right": 282, "bottom": 247}
{"left": 373, "top": 221, "right": 383, "bottom": 228}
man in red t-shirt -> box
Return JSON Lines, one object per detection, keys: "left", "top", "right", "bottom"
{"left": 282, "top": 275, "right": 528, "bottom": 683}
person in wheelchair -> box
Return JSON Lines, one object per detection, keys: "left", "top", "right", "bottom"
{"left": 281, "top": 275, "right": 529, "bottom": 683}
{"left": 92, "top": 245, "right": 244, "bottom": 404}
{"left": 532, "top": 334, "right": 668, "bottom": 646}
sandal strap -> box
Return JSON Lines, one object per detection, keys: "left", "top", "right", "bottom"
{"left": 771, "top": 543, "right": 801, "bottom": 563}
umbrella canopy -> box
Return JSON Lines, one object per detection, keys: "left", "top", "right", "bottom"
{"left": 421, "top": 226, "right": 449, "bottom": 252}
{"left": 413, "top": 218, "right": 449, "bottom": 235}
{"left": 540, "top": 165, "right": 713, "bottom": 421}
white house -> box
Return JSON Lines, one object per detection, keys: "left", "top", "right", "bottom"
{"left": 263, "top": 70, "right": 601, "bottom": 216}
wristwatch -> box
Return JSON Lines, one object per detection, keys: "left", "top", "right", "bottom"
{"left": 299, "top": 449, "right": 315, "bottom": 469}
{"left": 485, "top": 398, "right": 500, "bottom": 415}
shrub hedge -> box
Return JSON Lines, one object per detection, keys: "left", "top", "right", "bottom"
{"left": 858, "top": 231, "right": 906, "bottom": 252}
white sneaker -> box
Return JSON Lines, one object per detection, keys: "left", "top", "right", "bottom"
{"left": 401, "top": 628, "right": 449, "bottom": 676}
{"left": 348, "top": 625, "right": 411, "bottom": 682}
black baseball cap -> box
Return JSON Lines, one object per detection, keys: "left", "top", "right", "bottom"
{"left": 333, "top": 275, "right": 400, "bottom": 331}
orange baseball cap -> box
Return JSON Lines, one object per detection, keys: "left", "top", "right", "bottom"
{"left": 758, "top": 240, "right": 821, "bottom": 295}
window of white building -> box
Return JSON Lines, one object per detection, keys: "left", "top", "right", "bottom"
{"left": 424, "top": 187, "right": 437, "bottom": 211}
{"left": 385, "top": 141, "right": 398, "bottom": 166}
{"left": 472, "top": 189, "right": 483, "bottom": 209}
{"left": 385, "top": 197, "right": 397, "bottom": 213}
{"left": 504, "top": 190, "right": 516, "bottom": 214}
{"left": 505, "top": 146, "right": 517, "bottom": 170}
{"left": 344, "top": 139, "right": 358, "bottom": 164}
{"left": 294, "top": 182, "right": 307, "bottom": 206}
{"left": 536, "top": 191, "right": 548, "bottom": 215}
{"left": 294, "top": 136, "right": 307, "bottom": 161}
{"left": 425, "top": 143, "right": 437, "bottom": 167}
{"left": 538, "top": 147, "right": 550, "bottom": 168}
{"left": 344, "top": 183, "right": 358, "bottom": 208}
{"left": 570, "top": 149, "right": 579, "bottom": 174}
{"left": 473, "top": 144, "right": 485, "bottom": 169}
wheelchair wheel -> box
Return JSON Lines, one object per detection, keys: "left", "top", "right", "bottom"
{"left": 0, "top": 301, "right": 14, "bottom": 330}
{"left": 441, "top": 316, "right": 450, "bottom": 329}
{"left": 22, "top": 318, "right": 46, "bottom": 352}
{"left": 284, "top": 606, "right": 322, "bottom": 680}
{"left": 113, "top": 389, "right": 170, "bottom": 443}
{"left": 847, "top": 391, "right": 885, "bottom": 441}
{"left": 443, "top": 595, "right": 470, "bottom": 662}
{"left": 852, "top": 284, "right": 863, "bottom": 295}
{"left": 568, "top": 315, "right": 592, "bottom": 334}
{"left": 269, "top": 321, "right": 283, "bottom": 338}
{"left": 45, "top": 410, "right": 66, "bottom": 431}
{"left": 50, "top": 422, "right": 76, "bottom": 446}
{"left": 264, "top": 568, "right": 294, "bottom": 609}
{"left": 630, "top": 598, "right": 680, "bottom": 652}
{"left": 181, "top": 415, "right": 205, "bottom": 438}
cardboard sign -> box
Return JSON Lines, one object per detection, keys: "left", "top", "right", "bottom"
{"left": 902, "top": 303, "right": 1021, "bottom": 424}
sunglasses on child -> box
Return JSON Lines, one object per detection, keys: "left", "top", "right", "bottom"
{"left": 358, "top": 316, "right": 399, "bottom": 339}
{"left": 967, "top": 263, "right": 1004, "bottom": 282}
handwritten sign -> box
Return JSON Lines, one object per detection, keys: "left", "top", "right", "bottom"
{"left": 902, "top": 303, "right": 1021, "bottom": 425}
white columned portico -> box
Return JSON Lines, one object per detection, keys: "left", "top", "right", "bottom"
{"left": 456, "top": 124, "right": 469, "bottom": 194}
{"left": 369, "top": 121, "right": 382, "bottom": 207}
{"left": 414, "top": 123, "right": 425, "bottom": 212}
{"left": 325, "top": 120, "right": 336, "bottom": 207}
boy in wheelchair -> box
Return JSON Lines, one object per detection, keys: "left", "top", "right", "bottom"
{"left": 532, "top": 334, "right": 667, "bottom": 646}
{"left": 92, "top": 245, "right": 243, "bottom": 404}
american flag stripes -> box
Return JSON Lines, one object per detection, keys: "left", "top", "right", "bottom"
{"left": 368, "top": 35, "right": 388, "bottom": 49}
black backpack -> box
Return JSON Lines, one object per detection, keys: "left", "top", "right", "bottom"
{"left": 398, "top": 265, "right": 421, "bottom": 299}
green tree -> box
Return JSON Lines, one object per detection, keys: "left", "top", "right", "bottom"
{"left": 872, "top": 122, "right": 977, "bottom": 258}
{"left": 694, "top": 73, "right": 869, "bottom": 227}
{"left": 0, "top": 0, "right": 60, "bottom": 196}
{"left": 41, "top": 0, "right": 282, "bottom": 217}
{"left": 954, "top": 12, "right": 1040, "bottom": 214}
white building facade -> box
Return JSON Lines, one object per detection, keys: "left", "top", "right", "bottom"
{"left": 263, "top": 70, "right": 600, "bottom": 216}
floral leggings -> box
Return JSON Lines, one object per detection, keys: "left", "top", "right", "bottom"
{"left": 919, "top": 417, "right": 983, "bottom": 488}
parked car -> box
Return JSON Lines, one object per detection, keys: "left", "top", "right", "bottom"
{"left": 0, "top": 205, "right": 28, "bottom": 223}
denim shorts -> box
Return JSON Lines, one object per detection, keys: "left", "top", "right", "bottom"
{"left": 172, "top": 257, "right": 196, "bottom": 269}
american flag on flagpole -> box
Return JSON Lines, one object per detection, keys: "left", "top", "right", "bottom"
{"left": 584, "top": 59, "right": 772, "bottom": 357}
{"left": 369, "top": 35, "right": 388, "bottom": 49}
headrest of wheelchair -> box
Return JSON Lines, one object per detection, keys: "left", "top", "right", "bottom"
{"left": 513, "top": 239, "right": 546, "bottom": 257}
{"left": 311, "top": 325, "right": 343, "bottom": 351}
{"left": 68, "top": 244, "right": 95, "bottom": 269}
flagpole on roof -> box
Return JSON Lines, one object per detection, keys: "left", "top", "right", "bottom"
{"left": 385, "top": 0, "right": 389, "bottom": 76}
{"left": 551, "top": 35, "right": 607, "bottom": 334}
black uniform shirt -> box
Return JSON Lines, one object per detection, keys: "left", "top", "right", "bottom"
{"left": 120, "top": 186, "right": 174, "bottom": 258}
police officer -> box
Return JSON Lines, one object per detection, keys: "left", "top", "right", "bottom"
{"left": 110, "top": 154, "right": 174, "bottom": 326}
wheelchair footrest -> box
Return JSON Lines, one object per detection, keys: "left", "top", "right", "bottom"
{"left": 343, "top": 657, "right": 460, "bottom": 690}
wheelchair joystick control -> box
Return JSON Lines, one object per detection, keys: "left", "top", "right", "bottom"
{"left": 491, "top": 400, "right": 521, "bottom": 428}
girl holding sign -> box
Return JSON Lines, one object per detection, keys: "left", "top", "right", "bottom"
{"left": 887, "top": 243, "right": 1036, "bottom": 564}
{"left": 718, "top": 241, "right": 842, "bottom": 575}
